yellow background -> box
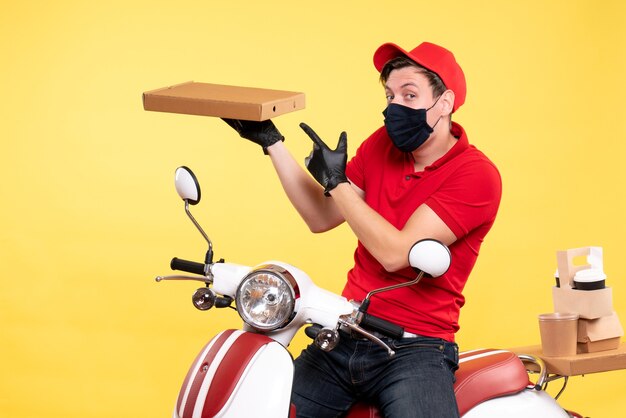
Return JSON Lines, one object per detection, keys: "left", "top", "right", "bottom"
{"left": 2, "top": 0, "right": 625, "bottom": 416}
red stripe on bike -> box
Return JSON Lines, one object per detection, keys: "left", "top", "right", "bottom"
{"left": 178, "top": 329, "right": 236, "bottom": 418}
{"left": 201, "top": 332, "right": 274, "bottom": 417}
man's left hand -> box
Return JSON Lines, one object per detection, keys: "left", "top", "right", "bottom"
{"left": 300, "top": 122, "right": 349, "bottom": 196}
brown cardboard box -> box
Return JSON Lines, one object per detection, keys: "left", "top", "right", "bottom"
{"left": 552, "top": 286, "right": 613, "bottom": 319}
{"left": 577, "top": 311, "right": 623, "bottom": 353}
{"left": 143, "top": 81, "right": 305, "bottom": 121}
{"left": 578, "top": 337, "right": 621, "bottom": 353}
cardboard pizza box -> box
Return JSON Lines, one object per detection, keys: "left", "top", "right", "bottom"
{"left": 143, "top": 81, "right": 305, "bottom": 121}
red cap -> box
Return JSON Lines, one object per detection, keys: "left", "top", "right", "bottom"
{"left": 373, "top": 42, "right": 466, "bottom": 112}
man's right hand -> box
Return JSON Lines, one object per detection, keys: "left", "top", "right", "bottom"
{"left": 300, "top": 122, "right": 348, "bottom": 196}
{"left": 222, "top": 118, "right": 284, "bottom": 155}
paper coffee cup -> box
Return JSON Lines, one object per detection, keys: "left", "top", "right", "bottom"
{"left": 573, "top": 268, "right": 606, "bottom": 290}
{"left": 538, "top": 312, "right": 579, "bottom": 356}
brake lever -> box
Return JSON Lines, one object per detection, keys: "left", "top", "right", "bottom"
{"left": 155, "top": 275, "right": 212, "bottom": 284}
{"left": 339, "top": 321, "right": 395, "bottom": 357}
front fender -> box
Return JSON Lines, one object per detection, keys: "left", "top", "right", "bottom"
{"left": 174, "top": 329, "right": 293, "bottom": 418}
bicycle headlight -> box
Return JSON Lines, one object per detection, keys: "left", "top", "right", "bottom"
{"left": 235, "top": 264, "right": 299, "bottom": 331}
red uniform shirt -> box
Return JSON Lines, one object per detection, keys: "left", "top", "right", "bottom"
{"left": 344, "top": 122, "right": 501, "bottom": 342}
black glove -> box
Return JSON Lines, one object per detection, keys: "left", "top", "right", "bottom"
{"left": 300, "top": 122, "right": 348, "bottom": 196}
{"left": 222, "top": 118, "right": 284, "bottom": 155}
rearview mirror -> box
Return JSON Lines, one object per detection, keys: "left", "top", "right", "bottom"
{"left": 175, "top": 166, "right": 201, "bottom": 205}
{"left": 408, "top": 239, "right": 451, "bottom": 278}
{"left": 173, "top": 166, "right": 213, "bottom": 263}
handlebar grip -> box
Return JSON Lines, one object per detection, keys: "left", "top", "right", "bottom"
{"left": 360, "top": 313, "right": 404, "bottom": 339}
{"left": 170, "top": 257, "right": 206, "bottom": 275}
{"left": 305, "top": 324, "right": 323, "bottom": 340}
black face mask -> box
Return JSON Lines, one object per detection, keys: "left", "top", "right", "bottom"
{"left": 383, "top": 99, "right": 441, "bottom": 153}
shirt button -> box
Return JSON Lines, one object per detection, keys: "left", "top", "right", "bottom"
{"left": 405, "top": 175, "right": 411, "bottom": 181}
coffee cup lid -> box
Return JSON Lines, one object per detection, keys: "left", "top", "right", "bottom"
{"left": 574, "top": 268, "right": 607, "bottom": 282}
{"left": 538, "top": 312, "right": 579, "bottom": 321}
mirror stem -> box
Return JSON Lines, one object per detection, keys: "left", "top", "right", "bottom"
{"left": 360, "top": 271, "right": 425, "bottom": 313}
{"left": 184, "top": 200, "right": 213, "bottom": 262}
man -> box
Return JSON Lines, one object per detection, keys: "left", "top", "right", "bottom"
{"left": 224, "top": 41, "right": 502, "bottom": 417}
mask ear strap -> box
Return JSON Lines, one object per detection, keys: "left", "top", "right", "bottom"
{"left": 431, "top": 116, "right": 442, "bottom": 130}
{"left": 427, "top": 94, "right": 444, "bottom": 129}
{"left": 427, "top": 93, "right": 443, "bottom": 111}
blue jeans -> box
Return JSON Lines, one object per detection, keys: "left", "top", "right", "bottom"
{"left": 291, "top": 331, "right": 460, "bottom": 418}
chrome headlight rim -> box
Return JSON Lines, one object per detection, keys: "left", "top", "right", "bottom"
{"left": 235, "top": 264, "right": 299, "bottom": 331}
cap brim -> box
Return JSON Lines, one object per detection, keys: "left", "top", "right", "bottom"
{"left": 373, "top": 43, "right": 412, "bottom": 72}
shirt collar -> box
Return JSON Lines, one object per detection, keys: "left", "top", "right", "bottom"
{"left": 423, "top": 121, "right": 469, "bottom": 171}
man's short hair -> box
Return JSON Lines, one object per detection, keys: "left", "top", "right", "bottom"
{"left": 379, "top": 57, "right": 447, "bottom": 99}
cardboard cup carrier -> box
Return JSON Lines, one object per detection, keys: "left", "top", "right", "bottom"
{"left": 538, "top": 312, "right": 579, "bottom": 356}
